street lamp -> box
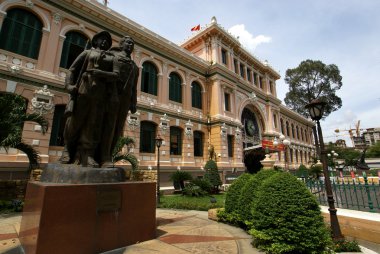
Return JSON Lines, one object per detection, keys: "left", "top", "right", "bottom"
{"left": 328, "top": 150, "right": 339, "bottom": 177}
{"left": 305, "top": 99, "right": 343, "bottom": 241}
{"left": 273, "top": 134, "right": 290, "bottom": 171}
{"left": 155, "top": 134, "right": 163, "bottom": 205}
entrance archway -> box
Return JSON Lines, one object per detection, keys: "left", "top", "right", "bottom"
{"left": 241, "top": 107, "right": 265, "bottom": 173}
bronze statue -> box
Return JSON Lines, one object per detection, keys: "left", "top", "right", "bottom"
{"left": 60, "top": 31, "right": 138, "bottom": 168}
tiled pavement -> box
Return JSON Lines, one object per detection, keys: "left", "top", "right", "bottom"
{"left": 0, "top": 209, "right": 257, "bottom": 254}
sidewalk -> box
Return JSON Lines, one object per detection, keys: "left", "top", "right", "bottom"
{"left": 0, "top": 209, "right": 256, "bottom": 254}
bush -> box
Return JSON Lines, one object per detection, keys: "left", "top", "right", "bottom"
{"left": 249, "top": 172, "right": 332, "bottom": 254}
{"left": 203, "top": 160, "right": 222, "bottom": 193}
{"left": 309, "top": 163, "right": 323, "bottom": 179}
{"left": 169, "top": 170, "right": 193, "bottom": 190}
{"left": 158, "top": 194, "right": 225, "bottom": 211}
{"left": 296, "top": 164, "right": 309, "bottom": 178}
{"left": 0, "top": 199, "right": 23, "bottom": 213}
{"left": 182, "top": 182, "right": 207, "bottom": 197}
{"left": 238, "top": 169, "right": 279, "bottom": 225}
{"left": 224, "top": 173, "right": 252, "bottom": 214}
{"left": 333, "top": 239, "right": 361, "bottom": 252}
{"left": 191, "top": 178, "right": 213, "bottom": 193}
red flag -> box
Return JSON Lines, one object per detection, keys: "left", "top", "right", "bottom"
{"left": 191, "top": 24, "right": 200, "bottom": 31}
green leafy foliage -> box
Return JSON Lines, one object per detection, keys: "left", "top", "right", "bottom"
{"left": 296, "top": 164, "right": 309, "bottom": 178}
{"left": 309, "top": 163, "right": 323, "bottom": 179}
{"left": 366, "top": 141, "right": 380, "bottom": 158}
{"left": 182, "top": 182, "right": 207, "bottom": 197}
{"left": 284, "top": 59, "right": 343, "bottom": 119}
{"left": 217, "top": 208, "right": 242, "bottom": 227}
{"left": 0, "top": 199, "right": 23, "bottom": 213}
{"left": 191, "top": 178, "right": 213, "bottom": 193}
{"left": 238, "top": 169, "right": 280, "bottom": 225}
{"left": 112, "top": 136, "right": 139, "bottom": 171}
{"left": 158, "top": 193, "right": 225, "bottom": 211}
{"left": 249, "top": 172, "right": 332, "bottom": 254}
{"left": 169, "top": 170, "right": 193, "bottom": 190}
{"left": 203, "top": 160, "right": 222, "bottom": 193}
{"left": 224, "top": 173, "right": 252, "bottom": 214}
{"left": 0, "top": 93, "right": 48, "bottom": 169}
{"left": 333, "top": 239, "right": 361, "bottom": 252}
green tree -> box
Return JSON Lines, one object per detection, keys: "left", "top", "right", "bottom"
{"left": 284, "top": 59, "right": 343, "bottom": 118}
{"left": 112, "top": 136, "right": 139, "bottom": 171}
{"left": 203, "top": 159, "right": 222, "bottom": 193}
{"left": 366, "top": 141, "right": 380, "bottom": 158}
{"left": 284, "top": 60, "right": 343, "bottom": 157}
{"left": 0, "top": 93, "right": 48, "bottom": 169}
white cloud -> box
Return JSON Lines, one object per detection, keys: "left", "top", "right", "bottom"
{"left": 228, "top": 24, "right": 272, "bottom": 52}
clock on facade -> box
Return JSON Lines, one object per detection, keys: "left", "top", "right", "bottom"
{"left": 246, "top": 119, "right": 256, "bottom": 136}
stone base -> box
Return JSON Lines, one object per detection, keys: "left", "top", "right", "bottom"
{"left": 40, "top": 163, "right": 126, "bottom": 183}
{"left": 19, "top": 181, "right": 156, "bottom": 254}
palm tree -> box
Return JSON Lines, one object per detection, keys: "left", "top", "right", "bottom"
{"left": 0, "top": 93, "right": 48, "bottom": 169}
{"left": 111, "top": 136, "right": 139, "bottom": 172}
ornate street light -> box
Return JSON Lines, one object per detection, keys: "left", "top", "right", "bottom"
{"left": 155, "top": 134, "right": 163, "bottom": 205}
{"left": 274, "top": 134, "right": 291, "bottom": 171}
{"left": 305, "top": 99, "right": 343, "bottom": 241}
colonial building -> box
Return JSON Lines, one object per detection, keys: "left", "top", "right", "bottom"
{"left": 0, "top": 0, "right": 315, "bottom": 184}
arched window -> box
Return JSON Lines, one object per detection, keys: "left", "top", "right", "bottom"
{"left": 139, "top": 121, "right": 157, "bottom": 153}
{"left": 305, "top": 130, "right": 308, "bottom": 143}
{"left": 170, "top": 126, "right": 182, "bottom": 155}
{"left": 141, "top": 61, "right": 158, "bottom": 95}
{"left": 191, "top": 81, "right": 202, "bottom": 109}
{"left": 296, "top": 126, "right": 299, "bottom": 140}
{"left": 280, "top": 119, "right": 284, "bottom": 134}
{"left": 286, "top": 122, "right": 290, "bottom": 137}
{"left": 49, "top": 105, "right": 66, "bottom": 146}
{"left": 193, "top": 131, "right": 203, "bottom": 157}
{"left": 0, "top": 8, "right": 42, "bottom": 59}
{"left": 291, "top": 124, "right": 295, "bottom": 138}
{"left": 60, "top": 31, "right": 90, "bottom": 69}
{"left": 169, "top": 72, "right": 182, "bottom": 103}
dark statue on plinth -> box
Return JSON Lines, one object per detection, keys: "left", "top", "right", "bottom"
{"left": 59, "top": 31, "right": 138, "bottom": 168}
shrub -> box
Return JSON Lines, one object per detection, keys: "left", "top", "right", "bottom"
{"left": 238, "top": 169, "right": 279, "bottom": 225}
{"left": 296, "top": 164, "right": 309, "bottom": 178}
{"left": 182, "top": 182, "right": 207, "bottom": 197}
{"left": 309, "top": 163, "right": 323, "bottom": 179}
{"left": 249, "top": 172, "right": 332, "bottom": 254}
{"left": 333, "top": 239, "right": 361, "bottom": 252}
{"left": 169, "top": 170, "right": 193, "bottom": 190}
{"left": 191, "top": 178, "right": 213, "bottom": 193}
{"left": 203, "top": 160, "right": 222, "bottom": 193}
{"left": 224, "top": 173, "right": 252, "bottom": 214}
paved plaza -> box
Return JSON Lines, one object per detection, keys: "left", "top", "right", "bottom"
{"left": 0, "top": 209, "right": 256, "bottom": 254}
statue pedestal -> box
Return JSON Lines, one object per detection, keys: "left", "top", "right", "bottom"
{"left": 19, "top": 164, "right": 156, "bottom": 254}
{"left": 261, "top": 154, "right": 276, "bottom": 169}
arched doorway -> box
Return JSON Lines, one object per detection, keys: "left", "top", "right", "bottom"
{"left": 241, "top": 107, "right": 265, "bottom": 173}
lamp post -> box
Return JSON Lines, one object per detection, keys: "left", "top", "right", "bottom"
{"left": 273, "top": 134, "right": 291, "bottom": 171}
{"left": 328, "top": 150, "right": 339, "bottom": 177}
{"left": 305, "top": 99, "right": 343, "bottom": 241}
{"left": 155, "top": 134, "right": 163, "bottom": 205}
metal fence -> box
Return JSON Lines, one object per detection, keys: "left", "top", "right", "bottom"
{"left": 303, "top": 176, "right": 380, "bottom": 213}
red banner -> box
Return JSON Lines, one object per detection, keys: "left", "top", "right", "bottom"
{"left": 262, "top": 140, "right": 285, "bottom": 151}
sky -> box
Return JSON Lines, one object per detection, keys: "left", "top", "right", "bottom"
{"left": 106, "top": 0, "right": 380, "bottom": 146}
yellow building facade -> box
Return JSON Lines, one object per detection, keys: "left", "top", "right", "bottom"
{"left": 0, "top": 0, "right": 315, "bottom": 184}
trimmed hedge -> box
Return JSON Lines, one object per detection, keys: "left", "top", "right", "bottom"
{"left": 249, "top": 172, "right": 332, "bottom": 254}
{"left": 237, "top": 169, "right": 279, "bottom": 224}
{"left": 203, "top": 160, "right": 222, "bottom": 192}
{"left": 224, "top": 173, "right": 252, "bottom": 214}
